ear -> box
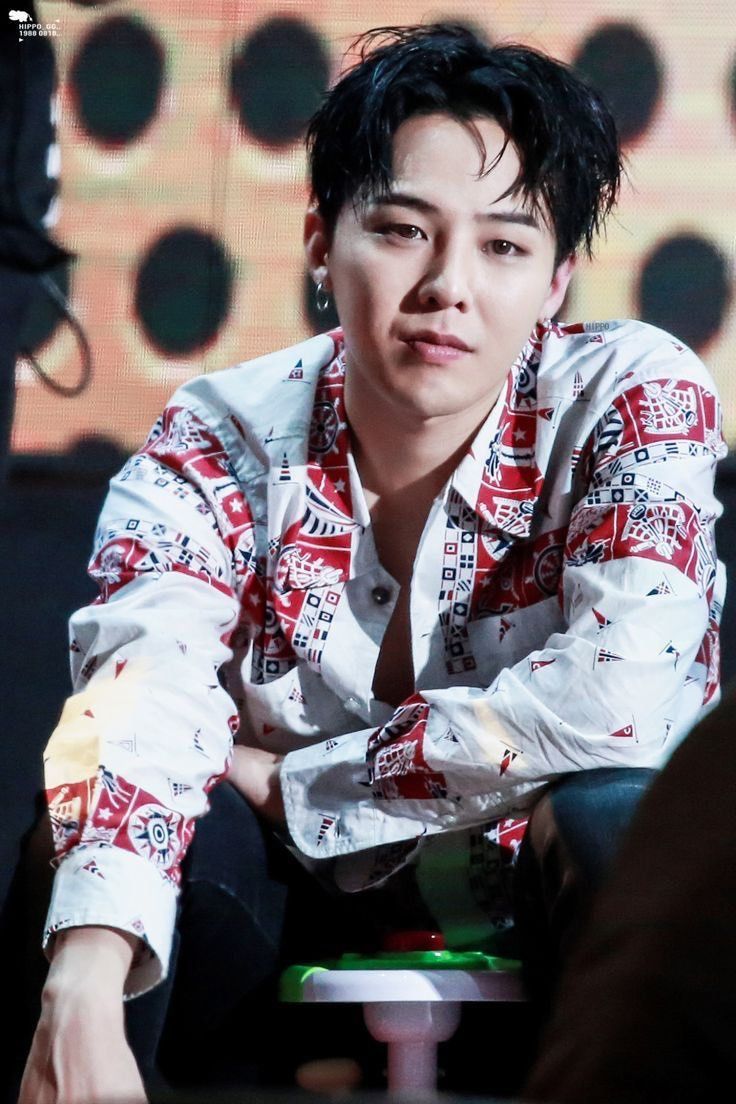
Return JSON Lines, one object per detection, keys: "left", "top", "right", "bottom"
{"left": 304, "top": 207, "right": 332, "bottom": 291}
{"left": 540, "top": 255, "right": 576, "bottom": 320}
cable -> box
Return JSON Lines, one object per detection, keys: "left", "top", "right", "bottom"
{"left": 19, "top": 271, "right": 93, "bottom": 398}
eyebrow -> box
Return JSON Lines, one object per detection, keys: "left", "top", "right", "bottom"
{"left": 368, "top": 191, "right": 541, "bottom": 229}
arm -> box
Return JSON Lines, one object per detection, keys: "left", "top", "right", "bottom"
{"left": 27, "top": 400, "right": 262, "bottom": 1099}
{"left": 20, "top": 929, "right": 146, "bottom": 1104}
{"left": 42, "top": 402, "right": 253, "bottom": 991}
{"left": 280, "top": 371, "right": 725, "bottom": 859}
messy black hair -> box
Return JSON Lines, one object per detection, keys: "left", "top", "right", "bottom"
{"left": 306, "top": 23, "right": 622, "bottom": 263}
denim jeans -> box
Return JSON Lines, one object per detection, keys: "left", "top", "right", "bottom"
{"left": 513, "top": 766, "right": 656, "bottom": 1018}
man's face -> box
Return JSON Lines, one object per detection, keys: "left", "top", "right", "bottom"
{"left": 306, "top": 112, "right": 573, "bottom": 430}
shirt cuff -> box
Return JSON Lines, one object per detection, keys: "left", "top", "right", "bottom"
{"left": 44, "top": 843, "right": 179, "bottom": 999}
{"left": 280, "top": 729, "right": 440, "bottom": 859}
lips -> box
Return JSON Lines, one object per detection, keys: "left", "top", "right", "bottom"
{"left": 401, "top": 330, "right": 474, "bottom": 365}
{"left": 403, "top": 330, "right": 472, "bottom": 352}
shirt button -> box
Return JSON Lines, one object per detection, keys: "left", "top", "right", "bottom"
{"left": 371, "top": 585, "right": 392, "bottom": 606}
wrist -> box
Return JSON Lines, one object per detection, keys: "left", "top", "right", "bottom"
{"left": 47, "top": 926, "right": 138, "bottom": 995}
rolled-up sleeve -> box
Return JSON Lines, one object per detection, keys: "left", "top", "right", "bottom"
{"left": 43, "top": 401, "right": 260, "bottom": 996}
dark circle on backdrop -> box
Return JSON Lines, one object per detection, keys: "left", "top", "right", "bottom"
{"left": 69, "top": 16, "right": 164, "bottom": 146}
{"left": 18, "top": 262, "right": 71, "bottom": 352}
{"left": 229, "top": 17, "right": 330, "bottom": 147}
{"left": 637, "top": 234, "right": 731, "bottom": 352}
{"left": 134, "top": 228, "right": 234, "bottom": 356}
{"left": 303, "top": 271, "right": 340, "bottom": 334}
{"left": 573, "top": 23, "right": 663, "bottom": 144}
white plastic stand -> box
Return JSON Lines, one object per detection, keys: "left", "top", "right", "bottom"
{"left": 298, "top": 968, "right": 525, "bottom": 1094}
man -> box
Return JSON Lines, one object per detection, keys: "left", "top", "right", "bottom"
{"left": 18, "top": 23, "right": 725, "bottom": 1102}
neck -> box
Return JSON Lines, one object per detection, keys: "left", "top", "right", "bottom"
{"left": 346, "top": 382, "right": 500, "bottom": 504}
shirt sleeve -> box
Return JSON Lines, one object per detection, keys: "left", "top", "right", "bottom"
{"left": 43, "top": 401, "right": 262, "bottom": 997}
{"left": 280, "top": 374, "right": 726, "bottom": 860}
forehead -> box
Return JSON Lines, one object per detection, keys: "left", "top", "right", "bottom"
{"left": 386, "top": 112, "right": 522, "bottom": 205}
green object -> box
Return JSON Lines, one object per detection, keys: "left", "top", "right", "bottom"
{"left": 338, "top": 950, "right": 521, "bottom": 971}
{"left": 280, "top": 951, "right": 521, "bottom": 1002}
{"left": 281, "top": 963, "right": 331, "bottom": 1003}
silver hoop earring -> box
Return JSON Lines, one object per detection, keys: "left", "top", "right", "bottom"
{"left": 315, "top": 281, "right": 331, "bottom": 314}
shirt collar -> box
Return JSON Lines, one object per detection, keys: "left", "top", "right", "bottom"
{"left": 295, "top": 323, "right": 546, "bottom": 582}
{"left": 450, "top": 324, "right": 546, "bottom": 539}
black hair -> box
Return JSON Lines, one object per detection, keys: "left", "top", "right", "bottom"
{"left": 306, "top": 23, "right": 622, "bottom": 263}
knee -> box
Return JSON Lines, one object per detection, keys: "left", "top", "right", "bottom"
{"left": 530, "top": 767, "right": 656, "bottom": 889}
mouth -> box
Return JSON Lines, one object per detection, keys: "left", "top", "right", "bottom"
{"left": 401, "top": 331, "right": 474, "bottom": 363}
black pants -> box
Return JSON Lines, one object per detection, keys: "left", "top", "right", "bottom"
{"left": 2, "top": 767, "right": 654, "bottom": 1099}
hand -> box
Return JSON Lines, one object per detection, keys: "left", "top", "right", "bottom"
{"left": 19, "top": 928, "right": 147, "bottom": 1104}
{"left": 228, "top": 745, "right": 285, "bottom": 825}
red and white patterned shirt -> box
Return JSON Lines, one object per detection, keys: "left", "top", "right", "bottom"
{"left": 43, "top": 320, "right": 726, "bottom": 995}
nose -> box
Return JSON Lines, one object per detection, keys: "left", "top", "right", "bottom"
{"left": 417, "top": 241, "right": 471, "bottom": 312}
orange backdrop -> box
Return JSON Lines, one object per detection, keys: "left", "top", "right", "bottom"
{"left": 13, "top": 0, "right": 736, "bottom": 451}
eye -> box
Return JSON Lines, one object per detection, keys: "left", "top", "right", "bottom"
{"left": 488, "top": 239, "right": 519, "bottom": 256}
{"left": 384, "top": 223, "right": 426, "bottom": 241}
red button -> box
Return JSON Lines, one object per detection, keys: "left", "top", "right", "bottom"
{"left": 382, "top": 930, "right": 446, "bottom": 952}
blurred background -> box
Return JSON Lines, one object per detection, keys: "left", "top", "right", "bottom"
{"left": 10, "top": 0, "right": 736, "bottom": 453}
{"left": 1, "top": 0, "right": 735, "bottom": 908}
